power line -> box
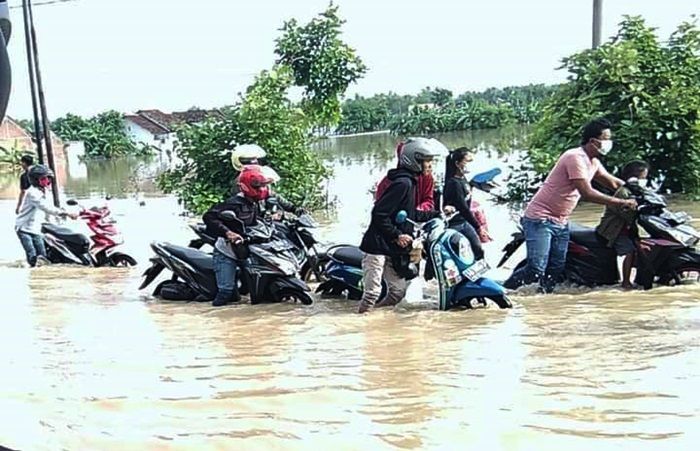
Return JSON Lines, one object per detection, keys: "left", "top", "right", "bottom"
{"left": 9, "top": 0, "right": 81, "bottom": 9}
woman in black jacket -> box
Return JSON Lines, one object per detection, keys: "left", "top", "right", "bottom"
{"left": 442, "top": 147, "right": 485, "bottom": 260}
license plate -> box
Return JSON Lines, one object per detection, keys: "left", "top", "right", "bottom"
{"left": 463, "top": 259, "right": 490, "bottom": 281}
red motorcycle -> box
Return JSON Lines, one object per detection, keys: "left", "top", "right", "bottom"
{"left": 42, "top": 199, "right": 137, "bottom": 267}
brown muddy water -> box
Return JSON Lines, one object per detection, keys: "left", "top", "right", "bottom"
{"left": 1, "top": 130, "right": 699, "bottom": 450}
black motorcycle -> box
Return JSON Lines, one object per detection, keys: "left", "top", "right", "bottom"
{"left": 186, "top": 198, "right": 329, "bottom": 284}
{"left": 500, "top": 181, "right": 700, "bottom": 289}
{"left": 140, "top": 211, "right": 313, "bottom": 305}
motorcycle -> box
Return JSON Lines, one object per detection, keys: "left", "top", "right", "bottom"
{"left": 140, "top": 211, "right": 313, "bottom": 305}
{"left": 396, "top": 210, "right": 513, "bottom": 310}
{"left": 186, "top": 197, "right": 331, "bottom": 284}
{"left": 500, "top": 180, "right": 700, "bottom": 289}
{"left": 42, "top": 199, "right": 137, "bottom": 267}
{"left": 315, "top": 168, "right": 502, "bottom": 301}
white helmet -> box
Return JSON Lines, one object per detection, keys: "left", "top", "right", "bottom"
{"left": 260, "top": 165, "right": 281, "bottom": 184}
{"left": 231, "top": 144, "right": 267, "bottom": 171}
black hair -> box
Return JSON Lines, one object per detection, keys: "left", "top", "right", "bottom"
{"left": 620, "top": 160, "right": 649, "bottom": 180}
{"left": 580, "top": 118, "right": 612, "bottom": 146}
{"left": 445, "top": 147, "right": 472, "bottom": 179}
{"left": 20, "top": 154, "right": 34, "bottom": 166}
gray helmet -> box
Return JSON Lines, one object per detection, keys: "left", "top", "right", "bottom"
{"left": 27, "top": 164, "right": 54, "bottom": 187}
{"left": 399, "top": 137, "right": 449, "bottom": 173}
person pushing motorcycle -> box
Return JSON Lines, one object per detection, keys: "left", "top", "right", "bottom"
{"left": 203, "top": 165, "right": 276, "bottom": 306}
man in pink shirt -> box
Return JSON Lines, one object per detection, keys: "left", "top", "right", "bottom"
{"left": 504, "top": 118, "right": 637, "bottom": 293}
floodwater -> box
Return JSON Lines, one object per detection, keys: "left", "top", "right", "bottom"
{"left": 1, "top": 129, "right": 699, "bottom": 450}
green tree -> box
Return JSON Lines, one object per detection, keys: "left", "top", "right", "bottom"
{"left": 52, "top": 111, "right": 152, "bottom": 159}
{"left": 507, "top": 16, "right": 700, "bottom": 201}
{"left": 275, "top": 3, "right": 367, "bottom": 129}
{"left": 158, "top": 5, "right": 364, "bottom": 214}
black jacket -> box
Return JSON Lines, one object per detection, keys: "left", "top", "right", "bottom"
{"left": 360, "top": 168, "right": 439, "bottom": 256}
{"left": 443, "top": 176, "right": 480, "bottom": 231}
{"left": 203, "top": 194, "right": 259, "bottom": 238}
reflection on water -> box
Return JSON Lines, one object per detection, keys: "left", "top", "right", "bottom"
{"left": 1, "top": 129, "right": 700, "bottom": 450}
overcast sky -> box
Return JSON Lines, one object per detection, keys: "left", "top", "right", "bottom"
{"left": 4, "top": 0, "right": 699, "bottom": 119}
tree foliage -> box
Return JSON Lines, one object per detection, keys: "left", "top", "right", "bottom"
{"left": 506, "top": 16, "right": 700, "bottom": 201}
{"left": 158, "top": 5, "right": 363, "bottom": 214}
{"left": 52, "top": 111, "right": 153, "bottom": 159}
{"left": 336, "top": 84, "right": 558, "bottom": 135}
{"left": 275, "top": 4, "right": 367, "bottom": 128}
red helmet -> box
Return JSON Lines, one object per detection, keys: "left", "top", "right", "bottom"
{"left": 237, "top": 165, "right": 271, "bottom": 201}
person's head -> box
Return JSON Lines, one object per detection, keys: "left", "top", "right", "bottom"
{"left": 445, "top": 147, "right": 474, "bottom": 179}
{"left": 231, "top": 144, "right": 267, "bottom": 172}
{"left": 621, "top": 160, "right": 650, "bottom": 183}
{"left": 398, "top": 137, "right": 449, "bottom": 174}
{"left": 581, "top": 118, "right": 613, "bottom": 157}
{"left": 237, "top": 164, "right": 272, "bottom": 201}
{"left": 20, "top": 154, "right": 33, "bottom": 170}
{"left": 27, "top": 164, "right": 53, "bottom": 190}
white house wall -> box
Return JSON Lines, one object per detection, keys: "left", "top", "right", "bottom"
{"left": 124, "top": 121, "right": 176, "bottom": 155}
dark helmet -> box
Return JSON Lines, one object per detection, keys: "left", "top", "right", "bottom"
{"left": 27, "top": 164, "right": 54, "bottom": 188}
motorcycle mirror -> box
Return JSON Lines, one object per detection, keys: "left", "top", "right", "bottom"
{"left": 396, "top": 210, "right": 408, "bottom": 224}
{"left": 66, "top": 199, "right": 79, "bottom": 206}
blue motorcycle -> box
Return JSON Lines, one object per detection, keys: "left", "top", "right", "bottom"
{"left": 396, "top": 211, "right": 512, "bottom": 310}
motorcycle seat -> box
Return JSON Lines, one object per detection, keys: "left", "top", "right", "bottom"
{"left": 41, "top": 223, "right": 90, "bottom": 248}
{"left": 569, "top": 223, "right": 606, "bottom": 249}
{"left": 164, "top": 244, "right": 214, "bottom": 273}
{"left": 328, "top": 245, "right": 363, "bottom": 267}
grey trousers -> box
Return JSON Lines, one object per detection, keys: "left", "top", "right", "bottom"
{"left": 361, "top": 253, "right": 407, "bottom": 307}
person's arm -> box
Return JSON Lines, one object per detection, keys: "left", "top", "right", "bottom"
{"left": 372, "top": 179, "right": 410, "bottom": 242}
{"left": 567, "top": 153, "right": 633, "bottom": 208}
{"left": 16, "top": 190, "right": 26, "bottom": 214}
{"left": 594, "top": 164, "right": 624, "bottom": 190}
{"left": 203, "top": 202, "right": 232, "bottom": 238}
{"left": 275, "top": 194, "right": 304, "bottom": 215}
{"left": 572, "top": 179, "right": 635, "bottom": 208}
{"left": 608, "top": 187, "right": 637, "bottom": 223}
{"left": 34, "top": 194, "right": 66, "bottom": 217}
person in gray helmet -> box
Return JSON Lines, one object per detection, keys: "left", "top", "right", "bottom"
{"left": 357, "top": 137, "right": 453, "bottom": 314}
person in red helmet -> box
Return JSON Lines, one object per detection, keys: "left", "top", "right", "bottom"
{"left": 203, "top": 165, "right": 274, "bottom": 306}
{"left": 375, "top": 141, "right": 435, "bottom": 211}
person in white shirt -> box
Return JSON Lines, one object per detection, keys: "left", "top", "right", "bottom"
{"left": 15, "top": 164, "right": 77, "bottom": 266}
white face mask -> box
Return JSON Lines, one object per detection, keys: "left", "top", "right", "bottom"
{"left": 637, "top": 178, "right": 648, "bottom": 187}
{"left": 596, "top": 139, "right": 613, "bottom": 155}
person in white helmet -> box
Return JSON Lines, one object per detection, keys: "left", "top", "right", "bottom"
{"left": 230, "top": 144, "right": 304, "bottom": 216}
{"left": 230, "top": 144, "right": 267, "bottom": 172}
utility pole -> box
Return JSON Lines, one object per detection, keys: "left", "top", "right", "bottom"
{"left": 0, "top": 0, "right": 10, "bottom": 123}
{"left": 26, "top": 0, "right": 59, "bottom": 206}
{"left": 22, "top": 0, "right": 44, "bottom": 164}
{"left": 592, "top": 0, "right": 603, "bottom": 48}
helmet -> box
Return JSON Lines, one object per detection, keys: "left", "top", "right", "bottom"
{"left": 231, "top": 144, "right": 267, "bottom": 172}
{"left": 398, "top": 137, "right": 449, "bottom": 173}
{"left": 237, "top": 164, "right": 271, "bottom": 201}
{"left": 259, "top": 165, "right": 281, "bottom": 184}
{"left": 27, "top": 164, "right": 54, "bottom": 188}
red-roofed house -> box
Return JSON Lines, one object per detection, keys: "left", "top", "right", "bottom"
{"left": 123, "top": 108, "right": 223, "bottom": 155}
{"left": 123, "top": 110, "right": 176, "bottom": 155}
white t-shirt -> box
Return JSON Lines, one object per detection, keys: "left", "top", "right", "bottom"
{"left": 15, "top": 187, "right": 63, "bottom": 235}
